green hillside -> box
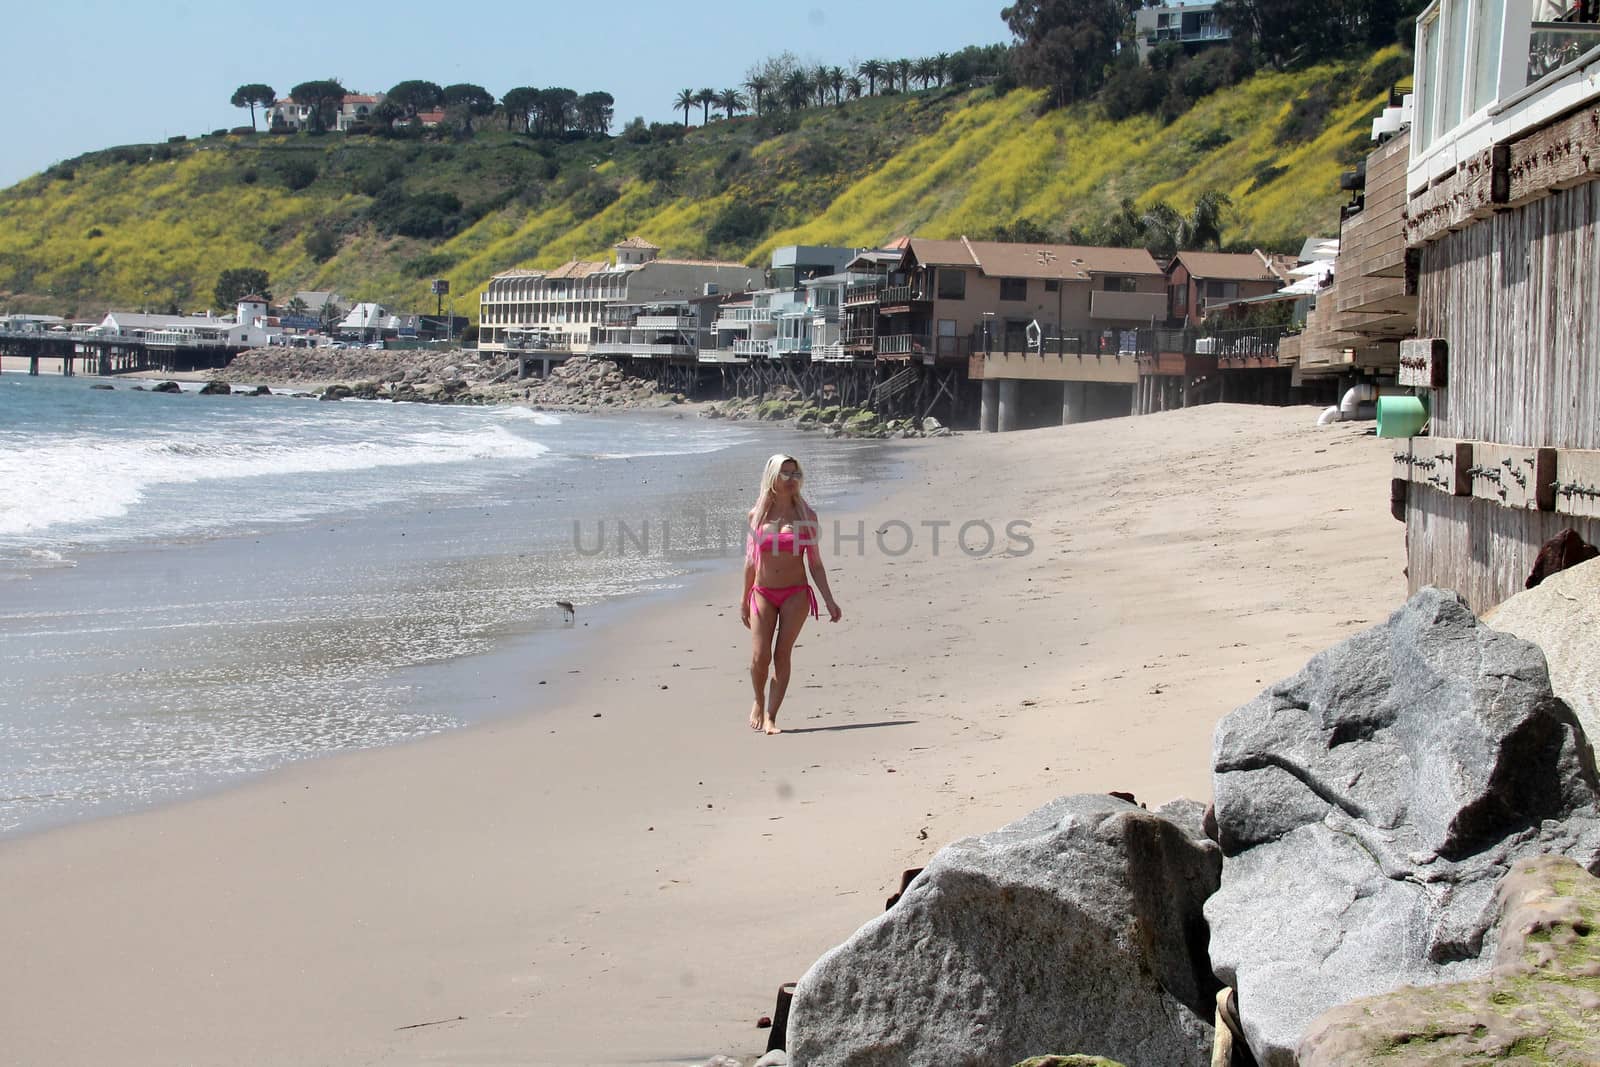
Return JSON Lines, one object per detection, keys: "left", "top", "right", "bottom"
{"left": 0, "top": 47, "right": 1407, "bottom": 323}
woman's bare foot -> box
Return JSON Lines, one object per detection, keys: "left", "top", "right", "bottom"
{"left": 763, "top": 715, "right": 782, "bottom": 735}
{"left": 749, "top": 699, "right": 765, "bottom": 731}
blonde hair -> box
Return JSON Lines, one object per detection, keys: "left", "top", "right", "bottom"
{"left": 751, "top": 454, "right": 808, "bottom": 530}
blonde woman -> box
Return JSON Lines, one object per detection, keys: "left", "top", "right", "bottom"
{"left": 742, "top": 454, "right": 842, "bottom": 734}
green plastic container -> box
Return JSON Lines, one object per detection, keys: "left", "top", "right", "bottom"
{"left": 1376, "top": 394, "right": 1429, "bottom": 438}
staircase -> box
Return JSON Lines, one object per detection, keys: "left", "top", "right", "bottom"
{"left": 869, "top": 366, "right": 917, "bottom": 407}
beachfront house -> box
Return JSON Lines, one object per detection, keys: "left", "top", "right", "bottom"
{"left": 94, "top": 302, "right": 283, "bottom": 349}
{"left": 1163, "top": 251, "right": 1294, "bottom": 327}
{"left": 477, "top": 238, "right": 762, "bottom": 360}
{"left": 1391, "top": 0, "right": 1600, "bottom": 610}
{"left": 844, "top": 238, "right": 1165, "bottom": 431}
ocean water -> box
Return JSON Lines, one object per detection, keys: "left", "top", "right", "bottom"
{"left": 0, "top": 374, "right": 895, "bottom": 836}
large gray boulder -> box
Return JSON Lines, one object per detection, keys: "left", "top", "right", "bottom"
{"left": 1298, "top": 855, "right": 1600, "bottom": 1066}
{"left": 787, "top": 795, "right": 1221, "bottom": 1067}
{"left": 1207, "top": 587, "right": 1600, "bottom": 1067}
{"left": 1484, "top": 555, "right": 1600, "bottom": 757}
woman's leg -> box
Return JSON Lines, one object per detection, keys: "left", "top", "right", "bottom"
{"left": 763, "top": 593, "right": 811, "bottom": 734}
{"left": 749, "top": 591, "right": 780, "bottom": 730}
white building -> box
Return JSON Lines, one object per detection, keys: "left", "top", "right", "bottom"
{"left": 93, "top": 300, "right": 282, "bottom": 348}
{"left": 478, "top": 237, "right": 764, "bottom": 356}
{"left": 266, "top": 92, "right": 385, "bottom": 132}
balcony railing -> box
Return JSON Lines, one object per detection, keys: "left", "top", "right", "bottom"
{"left": 878, "top": 283, "right": 925, "bottom": 304}
{"left": 813, "top": 343, "right": 852, "bottom": 362}
{"left": 590, "top": 342, "right": 695, "bottom": 357}
{"left": 843, "top": 283, "right": 882, "bottom": 305}
{"left": 878, "top": 333, "right": 931, "bottom": 356}
{"left": 733, "top": 338, "right": 774, "bottom": 358}
{"left": 632, "top": 315, "right": 697, "bottom": 329}
{"left": 1137, "top": 325, "right": 1288, "bottom": 360}
{"left": 773, "top": 336, "right": 812, "bottom": 355}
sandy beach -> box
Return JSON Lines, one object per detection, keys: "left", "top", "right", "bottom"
{"left": 0, "top": 404, "right": 1406, "bottom": 1066}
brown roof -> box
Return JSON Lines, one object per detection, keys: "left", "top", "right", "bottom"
{"left": 544, "top": 260, "right": 613, "bottom": 279}
{"left": 615, "top": 236, "right": 660, "bottom": 250}
{"left": 1171, "top": 251, "right": 1283, "bottom": 283}
{"left": 905, "top": 237, "right": 1161, "bottom": 279}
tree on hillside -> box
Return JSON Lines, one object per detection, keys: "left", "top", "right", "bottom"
{"left": 859, "top": 59, "right": 885, "bottom": 96}
{"left": 674, "top": 88, "right": 697, "bottom": 126}
{"left": 370, "top": 99, "right": 403, "bottom": 132}
{"left": 577, "top": 91, "right": 615, "bottom": 135}
{"left": 892, "top": 58, "right": 913, "bottom": 93}
{"left": 695, "top": 88, "right": 717, "bottom": 124}
{"left": 502, "top": 86, "right": 538, "bottom": 132}
{"left": 229, "top": 84, "right": 275, "bottom": 131}
{"left": 214, "top": 268, "right": 271, "bottom": 310}
{"left": 537, "top": 88, "right": 578, "bottom": 135}
{"left": 781, "top": 70, "right": 810, "bottom": 111}
{"left": 1002, "top": 0, "right": 1124, "bottom": 108}
{"left": 715, "top": 88, "right": 747, "bottom": 119}
{"left": 286, "top": 296, "right": 309, "bottom": 318}
{"left": 1216, "top": 0, "right": 1423, "bottom": 69}
{"left": 442, "top": 83, "right": 494, "bottom": 131}
{"left": 386, "top": 80, "right": 444, "bottom": 121}
{"left": 827, "top": 66, "right": 847, "bottom": 105}
{"left": 745, "top": 75, "right": 772, "bottom": 115}
{"left": 934, "top": 52, "right": 951, "bottom": 86}
{"left": 288, "top": 79, "right": 346, "bottom": 133}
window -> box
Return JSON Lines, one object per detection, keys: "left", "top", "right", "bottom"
{"left": 1000, "top": 277, "right": 1028, "bottom": 301}
{"left": 1203, "top": 280, "right": 1239, "bottom": 301}
{"left": 936, "top": 268, "right": 966, "bottom": 300}
{"left": 1003, "top": 319, "right": 1029, "bottom": 352}
{"left": 1044, "top": 279, "right": 1060, "bottom": 292}
{"left": 1101, "top": 275, "right": 1138, "bottom": 293}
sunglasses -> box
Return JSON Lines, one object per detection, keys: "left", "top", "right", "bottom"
{"left": 776, "top": 471, "right": 804, "bottom": 481}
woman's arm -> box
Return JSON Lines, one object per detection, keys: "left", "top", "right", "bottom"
{"left": 803, "top": 509, "right": 842, "bottom": 622}
{"left": 741, "top": 508, "right": 757, "bottom": 628}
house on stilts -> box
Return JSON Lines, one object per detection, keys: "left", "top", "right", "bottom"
{"left": 1393, "top": 0, "right": 1600, "bottom": 610}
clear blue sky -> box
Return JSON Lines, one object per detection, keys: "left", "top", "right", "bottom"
{"left": 2, "top": 1, "right": 1013, "bottom": 188}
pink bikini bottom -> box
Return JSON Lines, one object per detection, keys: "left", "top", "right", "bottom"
{"left": 750, "top": 584, "right": 819, "bottom": 619}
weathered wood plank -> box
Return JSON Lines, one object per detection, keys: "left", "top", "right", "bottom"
{"left": 1401, "top": 437, "right": 1471, "bottom": 496}
{"left": 1469, "top": 443, "right": 1542, "bottom": 509}
{"left": 1506, "top": 103, "right": 1600, "bottom": 204}
{"left": 1398, "top": 338, "right": 1448, "bottom": 388}
{"left": 1554, "top": 448, "right": 1600, "bottom": 519}
{"left": 1406, "top": 146, "right": 1499, "bottom": 246}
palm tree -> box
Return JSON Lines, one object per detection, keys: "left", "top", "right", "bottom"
{"left": 716, "top": 88, "right": 748, "bottom": 119}
{"left": 745, "top": 74, "right": 771, "bottom": 116}
{"left": 674, "top": 88, "right": 696, "bottom": 126}
{"left": 934, "top": 52, "right": 951, "bottom": 86}
{"left": 695, "top": 88, "right": 717, "bottom": 124}
{"left": 893, "top": 58, "right": 913, "bottom": 93}
{"left": 858, "top": 59, "right": 884, "bottom": 96}
{"left": 846, "top": 74, "right": 865, "bottom": 101}
{"left": 1183, "top": 191, "right": 1233, "bottom": 250}
{"left": 827, "top": 66, "right": 847, "bottom": 105}
{"left": 912, "top": 57, "right": 935, "bottom": 89}
{"left": 286, "top": 296, "right": 309, "bottom": 318}
{"left": 781, "top": 69, "right": 810, "bottom": 111}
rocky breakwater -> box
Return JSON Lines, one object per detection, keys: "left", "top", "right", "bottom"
{"left": 703, "top": 392, "right": 953, "bottom": 440}
{"left": 786, "top": 795, "right": 1223, "bottom": 1067}
{"left": 764, "top": 586, "right": 1600, "bottom": 1067}
{"left": 1209, "top": 587, "right": 1600, "bottom": 1066}
{"left": 213, "top": 349, "right": 684, "bottom": 411}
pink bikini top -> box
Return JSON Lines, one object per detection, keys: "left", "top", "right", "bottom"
{"left": 746, "top": 521, "right": 815, "bottom": 565}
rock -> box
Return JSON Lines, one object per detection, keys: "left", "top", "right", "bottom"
{"left": 90, "top": 383, "right": 114, "bottom": 390}
{"left": 922, "top": 416, "right": 944, "bottom": 432}
{"left": 699, "top": 1057, "right": 742, "bottom": 1067}
{"left": 1298, "top": 855, "right": 1600, "bottom": 1066}
{"left": 248, "top": 385, "right": 271, "bottom": 396}
{"left": 198, "top": 381, "right": 231, "bottom": 395}
{"left": 319, "top": 384, "right": 352, "bottom": 402}
{"left": 1484, "top": 556, "right": 1600, "bottom": 758}
{"left": 130, "top": 385, "right": 146, "bottom": 390}
{"left": 788, "top": 794, "right": 1220, "bottom": 1067}
{"left": 440, "top": 364, "right": 460, "bottom": 380}
{"left": 754, "top": 1051, "right": 790, "bottom": 1067}
{"left": 350, "top": 381, "right": 380, "bottom": 400}
{"left": 151, "top": 380, "right": 181, "bottom": 393}
{"left": 1011, "top": 1059, "right": 1130, "bottom": 1067}
{"left": 1207, "top": 587, "right": 1600, "bottom": 1067}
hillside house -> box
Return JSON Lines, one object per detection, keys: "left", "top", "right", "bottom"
{"left": 1135, "top": 2, "right": 1232, "bottom": 62}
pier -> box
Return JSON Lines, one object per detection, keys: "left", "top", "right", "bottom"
{"left": 0, "top": 328, "right": 244, "bottom": 376}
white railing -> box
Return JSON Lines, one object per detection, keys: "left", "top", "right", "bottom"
{"left": 813, "top": 343, "right": 850, "bottom": 362}
{"left": 632, "top": 315, "right": 696, "bottom": 329}
{"left": 733, "top": 338, "right": 774, "bottom": 357}
{"left": 590, "top": 342, "right": 694, "bottom": 357}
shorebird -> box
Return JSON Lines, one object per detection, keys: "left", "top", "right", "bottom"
{"left": 555, "top": 600, "right": 576, "bottom": 624}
